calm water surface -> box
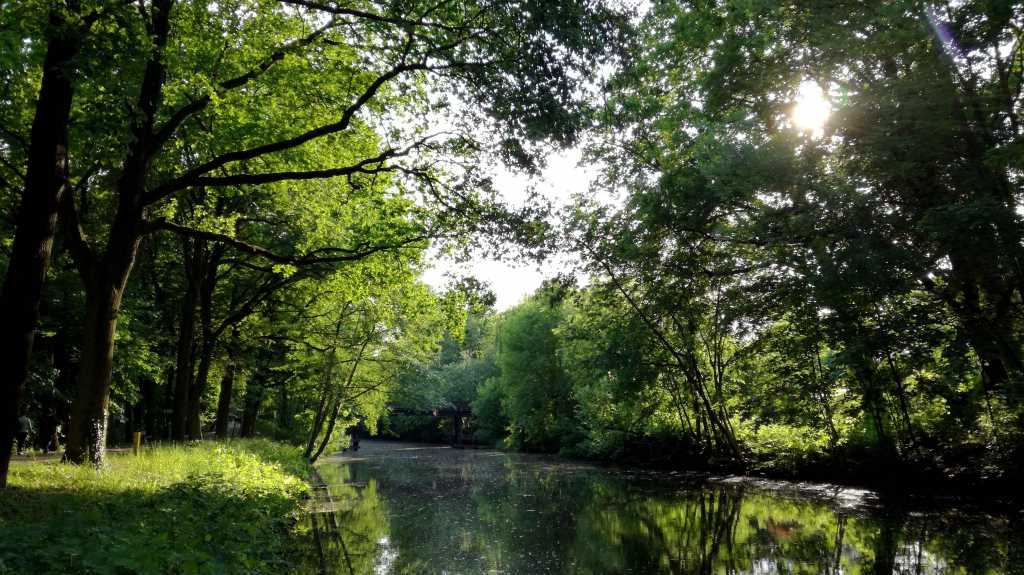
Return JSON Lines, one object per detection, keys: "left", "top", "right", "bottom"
{"left": 310, "top": 441, "right": 1021, "bottom": 574}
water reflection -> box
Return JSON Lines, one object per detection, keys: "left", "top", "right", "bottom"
{"left": 312, "top": 442, "right": 1019, "bottom": 574}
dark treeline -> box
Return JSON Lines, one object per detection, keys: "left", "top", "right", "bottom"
{"left": 389, "top": 0, "right": 1024, "bottom": 493}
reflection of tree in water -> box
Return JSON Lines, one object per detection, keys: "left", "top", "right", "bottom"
{"left": 319, "top": 454, "right": 602, "bottom": 573}
{"left": 888, "top": 513, "right": 1020, "bottom": 575}
{"left": 571, "top": 484, "right": 744, "bottom": 573}
{"left": 311, "top": 464, "right": 391, "bottom": 575}
{"left": 569, "top": 484, "right": 1013, "bottom": 575}
{"left": 312, "top": 449, "right": 1022, "bottom": 574}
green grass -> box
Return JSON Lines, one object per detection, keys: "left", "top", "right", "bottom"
{"left": 0, "top": 439, "right": 314, "bottom": 574}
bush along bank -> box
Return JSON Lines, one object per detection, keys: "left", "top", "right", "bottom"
{"left": 0, "top": 439, "right": 314, "bottom": 574}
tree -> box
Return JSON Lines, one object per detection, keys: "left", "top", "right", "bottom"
{"left": 0, "top": 0, "right": 104, "bottom": 487}
{"left": 600, "top": 0, "right": 1024, "bottom": 398}
{"left": 490, "top": 295, "right": 574, "bottom": 452}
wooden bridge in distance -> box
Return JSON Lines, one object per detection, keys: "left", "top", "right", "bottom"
{"left": 386, "top": 403, "right": 472, "bottom": 446}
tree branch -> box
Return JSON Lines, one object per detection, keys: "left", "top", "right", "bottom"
{"left": 191, "top": 148, "right": 402, "bottom": 188}
{"left": 144, "top": 60, "right": 429, "bottom": 205}
{"left": 185, "top": 134, "right": 439, "bottom": 188}
{"left": 279, "top": 0, "right": 466, "bottom": 32}
{"left": 58, "top": 184, "right": 95, "bottom": 282}
{"left": 151, "top": 18, "right": 340, "bottom": 150}
{"left": 143, "top": 219, "right": 428, "bottom": 266}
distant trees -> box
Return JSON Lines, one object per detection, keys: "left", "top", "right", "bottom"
{"left": 487, "top": 296, "right": 575, "bottom": 451}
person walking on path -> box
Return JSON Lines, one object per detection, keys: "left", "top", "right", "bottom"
{"left": 16, "top": 414, "right": 33, "bottom": 455}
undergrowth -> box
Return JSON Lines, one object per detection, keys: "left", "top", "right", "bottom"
{"left": 0, "top": 439, "right": 313, "bottom": 574}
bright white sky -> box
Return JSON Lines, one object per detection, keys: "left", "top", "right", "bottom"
{"left": 421, "top": 147, "right": 600, "bottom": 311}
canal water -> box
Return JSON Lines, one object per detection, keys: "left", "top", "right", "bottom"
{"left": 309, "top": 441, "right": 1021, "bottom": 574}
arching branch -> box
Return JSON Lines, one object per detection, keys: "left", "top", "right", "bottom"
{"left": 143, "top": 219, "right": 427, "bottom": 266}
{"left": 144, "top": 60, "right": 429, "bottom": 205}
{"left": 151, "top": 18, "right": 341, "bottom": 150}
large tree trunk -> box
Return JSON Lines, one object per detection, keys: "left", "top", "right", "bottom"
{"left": 187, "top": 344, "right": 212, "bottom": 438}
{"left": 64, "top": 259, "right": 136, "bottom": 465}
{"left": 213, "top": 329, "right": 238, "bottom": 438}
{"left": 171, "top": 239, "right": 201, "bottom": 440}
{"left": 140, "top": 378, "right": 157, "bottom": 439}
{"left": 64, "top": 0, "right": 172, "bottom": 466}
{"left": 0, "top": 9, "right": 82, "bottom": 487}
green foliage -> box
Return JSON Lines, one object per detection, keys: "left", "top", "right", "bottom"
{"left": 470, "top": 377, "right": 508, "bottom": 445}
{"left": 490, "top": 297, "right": 576, "bottom": 452}
{"left": 0, "top": 440, "right": 312, "bottom": 574}
{"left": 735, "top": 422, "right": 833, "bottom": 476}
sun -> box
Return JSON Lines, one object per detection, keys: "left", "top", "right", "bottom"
{"left": 791, "top": 81, "right": 831, "bottom": 134}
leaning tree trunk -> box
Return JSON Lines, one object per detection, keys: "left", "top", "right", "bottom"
{"left": 311, "top": 340, "right": 368, "bottom": 462}
{"left": 311, "top": 396, "right": 344, "bottom": 462}
{"left": 303, "top": 385, "right": 333, "bottom": 459}
{"left": 304, "top": 316, "right": 348, "bottom": 458}
{"left": 0, "top": 10, "right": 82, "bottom": 487}
{"left": 304, "top": 347, "right": 340, "bottom": 459}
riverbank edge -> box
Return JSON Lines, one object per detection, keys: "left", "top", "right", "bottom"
{"left": 595, "top": 457, "right": 1024, "bottom": 516}
{"left": 597, "top": 456, "right": 1024, "bottom": 514}
{"left": 0, "top": 439, "right": 317, "bottom": 574}
{"left": 369, "top": 438, "right": 1024, "bottom": 515}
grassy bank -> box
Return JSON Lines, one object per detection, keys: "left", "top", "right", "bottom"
{"left": 0, "top": 439, "right": 313, "bottom": 574}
